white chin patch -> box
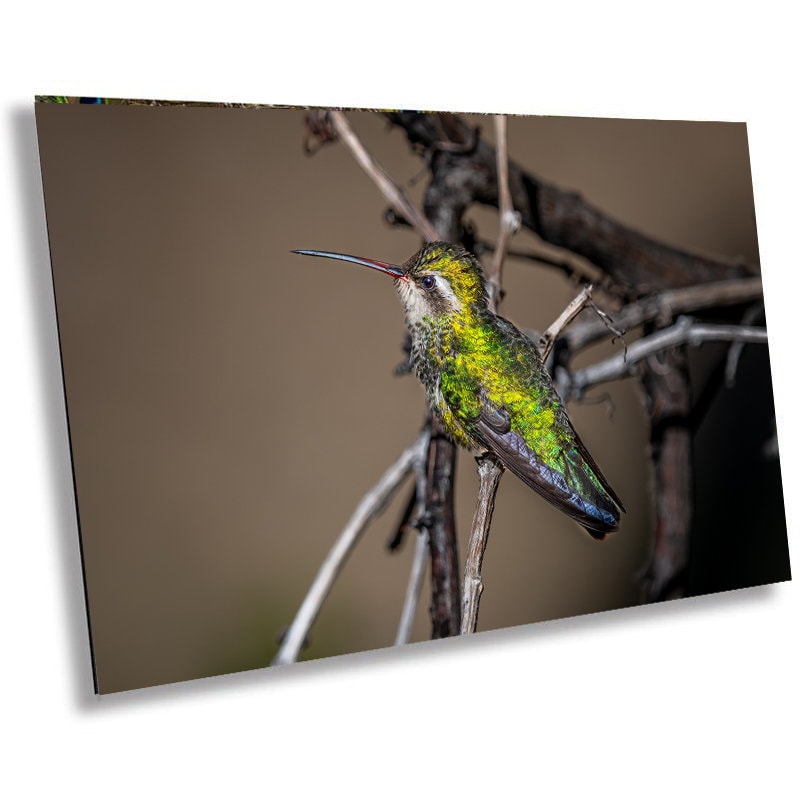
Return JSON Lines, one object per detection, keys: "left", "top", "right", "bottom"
{"left": 397, "top": 282, "right": 429, "bottom": 327}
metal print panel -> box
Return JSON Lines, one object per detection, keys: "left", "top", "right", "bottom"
{"left": 35, "top": 98, "right": 790, "bottom": 693}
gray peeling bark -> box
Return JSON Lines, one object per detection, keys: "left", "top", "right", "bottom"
{"left": 425, "top": 422, "right": 461, "bottom": 637}
{"left": 385, "top": 110, "right": 756, "bottom": 603}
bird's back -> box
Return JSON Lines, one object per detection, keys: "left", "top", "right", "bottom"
{"left": 436, "top": 310, "right": 623, "bottom": 536}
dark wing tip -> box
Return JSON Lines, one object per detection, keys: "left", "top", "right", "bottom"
{"left": 583, "top": 516, "right": 618, "bottom": 540}
{"left": 471, "top": 409, "right": 623, "bottom": 539}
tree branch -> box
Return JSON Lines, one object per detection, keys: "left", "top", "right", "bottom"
{"left": 461, "top": 455, "right": 504, "bottom": 635}
{"left": 567, "top": 317, "right": 768, "bottom": 397}
{"left": 425, "top": 423, "right": 461, "bottom": 638}
{"left": 394, "top": 426, "right": 432, "bottom": 645}
{"left": 725, "top": 302, "right": 764, "bottom": 388}
{"left": 639, "top": 343, "right": 692, "bottom": 601}
{"left": 486, "top": 114, "right": 520, "bottom": 309}
{"left": 314, "top": 110, "right": 462, "bottom": 639}
{"left": 272, "top": 433, "right": 427, "bottom": 666}
{"left": 562, "top": 277, "right": 764, "bottom": 353}
{"left": 385, "top": 112, "right": 754, "bottom": 293}
{"left": 538, "top": 285, "right": 594, "bottom": 363}
{"left": 327, "top": 111, "right": 440, "bottom": 242}
{"left": 394, "top": 530, "right": 428, "bottom": 646}
{"left": 294, "top": 108, "right": 770, "bottom": 646}
{"left": 456, "top": 116, "right": 518, "bottom": 634}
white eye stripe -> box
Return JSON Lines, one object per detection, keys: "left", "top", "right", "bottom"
{"left": 433, "top": 275, "right": 461, "bottom": 310}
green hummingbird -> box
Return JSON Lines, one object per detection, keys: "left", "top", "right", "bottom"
{"left": 293, "top": 242, "right": 624, "bottom": 537}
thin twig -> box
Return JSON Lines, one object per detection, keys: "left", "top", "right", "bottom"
{"left": 272, "top": 433, "right": 427, "bottom": 666}
{"left": 475, "top": 237, "right": 602, "bottom": 285}
{"left": 394, "top": 531, "right": 429, "bottom": 645}
{"left": 725, "top": 302, "right": 764, "bottom": 387}
{"left": 461, "top": 455, "right": 504, "bottom": 634}
{"left": 328, "top": 111, "right": 440, "bottom": 243}
{"left": 539, "top": 286, "right": 626, "bottom": 365}
{"left": 538, "top": 286, "right": 594, "bottom": 362}
{"left": 394, "top": 426, "right": 432, "bottom": 645}
{"left": 321, "top": 111, "right": 462, "bottom": 639}
{"left": 487, "top": 114, "right": 521, "bottom": 310}
{"left": 568, "top": 317, "right": 768, "bottom": 397}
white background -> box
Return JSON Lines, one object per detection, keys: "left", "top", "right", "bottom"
{"left": 2, "top": 3, "right": 797, "bottom": 796}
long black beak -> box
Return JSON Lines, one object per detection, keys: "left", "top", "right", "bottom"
{"left": 292, "top": 249, "right": 406, "bottom": 279}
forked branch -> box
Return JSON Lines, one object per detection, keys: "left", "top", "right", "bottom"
{"left": 394, "top": 426, "right": 433, "bottom": 645}
{"left": 327, "top": 111, "right": 439, "bottom": 242}
{"left": 568, "top": 317, "right": 768, "bottom": 398}
{"left": 289, "top": 108, "right": 769, "bottom": 650}
{"left": 273, "top": 432, "right": 428, "bottom": 665}
{"left": 562, "top": 277, "right": 763, "bottom": 353}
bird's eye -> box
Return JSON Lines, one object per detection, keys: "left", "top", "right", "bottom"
{"left": 421, "top": 275, "right": 435, "bottom": 291}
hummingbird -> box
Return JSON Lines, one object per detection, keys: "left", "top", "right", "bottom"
{"left": 293, "top": 242, "right": 624, "bottom": 537}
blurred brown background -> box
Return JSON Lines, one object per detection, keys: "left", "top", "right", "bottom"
{"left": 36, "top": 103, "right": 780, "bottom": 694}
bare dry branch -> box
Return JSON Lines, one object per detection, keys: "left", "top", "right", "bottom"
{"left": 287, "top": 109, "right": 772, "bottom": 652}
{"left": 563, "top": 277, "right": 763, "bottom": 353}
{"left": 640, "top": 345, "right": 692, "bottom": 602}
{"left": 328, "top": 111, "right": 440, "bottom": 242}
{"left": 273, "top": 432, "right": 428, "bottom": 666}
{"left": 394, "top": 531, "right": 428, "bottom": 646}
{"left": 385, "top": 111, "right": 754, "bottom": 291}
{"left": 568, "top": 317, "right": 768, "bottom": 397}
{"left": 725, "top": 302, "right": 764, "bottom": 388}
{"left": 395, "top": 426, "right": 432, "bottom": 645}
{"left": 478, "top": 241, "right": 601, "bottom": 285}
{"left": 325, "top": 111, "right": 461, "bottom": 638}
{"left": 461, "top": 455, "right": 504, "bottom": 634}
{"left": 487, "top": 115, "right": 521, "bottom": 309}
{"left": 539, "top": 286, "right": 594, "bottom": 362}
{"left": 425, "top": 426, "right": 461, "bottom": 638}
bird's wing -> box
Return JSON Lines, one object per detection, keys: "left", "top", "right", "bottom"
{"left": 468, "top": 402, "right": 621, "bottom": 537}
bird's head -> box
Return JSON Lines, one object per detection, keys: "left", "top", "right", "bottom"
{"left": 293, "top": 241, "right": 487, "bottom": 327}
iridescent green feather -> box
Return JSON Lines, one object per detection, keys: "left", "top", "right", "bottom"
{"left": 407, "top": 245, "right": 622, "bottom": 535}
